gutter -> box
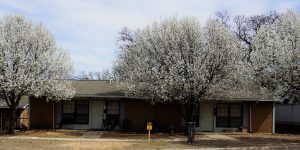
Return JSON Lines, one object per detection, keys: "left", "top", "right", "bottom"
{"left": 211, "top": 98, "right": 275, "bottom": 102}
{"left": 73, "top": 95, "right": 148, "bottom": 100}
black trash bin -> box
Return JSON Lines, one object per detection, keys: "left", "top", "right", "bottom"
{"left": 187, "top": 122, "right": 196, "bottom": 144}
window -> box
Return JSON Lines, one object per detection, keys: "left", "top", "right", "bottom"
{"left": 216, "top": 103, "right": 241, "bottom": 128}
{"left": 230, "top": 104, "right": 242, "bottom": 127}
{"left": 106, "top": 101, "right": 120, "bottom": 125}
{"left": 62, "top": 101, "right": 75, "bottom": 123}
{"left": 216, "top": 104, "right": 229, "bottom": 127}
{"left": 75, "top": 101, "right": 89, "bottom": 124}
{"left": 62, "top": 101, "right": 89, "bottom": 124}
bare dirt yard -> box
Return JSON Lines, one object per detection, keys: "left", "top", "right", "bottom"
{"left": 0, "top": 130, "right": 300, "bottom": 149}
{"left": 0, "top": 129, "right": 86, "bottom": 138}
{"left": 0, "top": 139, "right": 132, "bottom": 150}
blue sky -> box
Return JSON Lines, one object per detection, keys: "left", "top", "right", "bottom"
{"left": 0, "top": 0, "right": 299, "bottom": 73}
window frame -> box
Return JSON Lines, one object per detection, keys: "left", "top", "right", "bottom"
{"left": 105, "top": 101, "right": 120, "bottom": 125}
{"left": 216, "top": 103, "right": 242, "bottom": 128}
{"left": 62, "top": 100, "right": 89, "bottom": 125}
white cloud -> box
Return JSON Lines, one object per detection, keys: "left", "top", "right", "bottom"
{"left": 0, "top": 0, "right": 299, "bottom": 73}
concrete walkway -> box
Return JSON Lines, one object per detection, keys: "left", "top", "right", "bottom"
{"left": 205, "top": 134, "right": 237, "bottom": 140}
{"left": 80, "top": 131, "right": 104, "bottom": 138}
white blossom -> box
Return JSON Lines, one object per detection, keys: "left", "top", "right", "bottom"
{"left": 114, "top": 17, "right": 243, "bottom": 120}
{"left": 251, "top": 10, "right": 300, "bottom": 102}
{"left": 0, "top": 15, "right": 74, "bottom": 109}
{"left": 0, "top": 15, "right": 75, "bottom": 134}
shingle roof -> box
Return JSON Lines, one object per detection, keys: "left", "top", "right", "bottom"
{"left": 208, "top": 90, "right": 276, "bottom": 102}
{"left": 72, "top": 80, "right": 125, "bottom": 98}
{"left": 0, "top": 96, "right": 29, "bottom": 109}
{"left": 71, "top": 80, "right": 276, "bottom": 101}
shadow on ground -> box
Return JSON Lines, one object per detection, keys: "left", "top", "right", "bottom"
{"left": 173, "top": 137, "right": 300, "bottom": 148}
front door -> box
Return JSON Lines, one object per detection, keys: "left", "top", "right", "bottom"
{"left": 91, "top": 101, "right": 104, "bottom": 129}
{"left": 200, "top": 103, "right": 214, "bottom": 131}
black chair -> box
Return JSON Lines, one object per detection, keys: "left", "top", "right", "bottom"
{"left": 100, "top": 119, "right": 108, "bottom": 131}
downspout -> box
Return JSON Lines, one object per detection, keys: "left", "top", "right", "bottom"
{"left": 249, "top": 104, "right": 252, "bottom": 132}
{"left": 249, "top": 101, "right": 259, "bottom": 133}
{"left": 20, "top": 110, "right": 23, "bottom": 129}
{"left": 272, "top": 102, "right": 275, "bottom": 134}
{"left": 0, "top": 110, "right": 2, "bottom": 131}
{"left": 89, "top": 100, "right": 92, "bottom": 129}
{"left": 53, "top": 102, "right": 55, "bottom": 129}
{"left": 292, "top": 104, "right": 294, "bottom": 132}
{"left": 28, "top": 98, "right": 31, "bottom": 129}
{"left": 213, "top": 103, "right": 216, "bottom": 132}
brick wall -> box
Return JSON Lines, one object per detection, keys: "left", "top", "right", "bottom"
{"left": 251, "top": 101, "right": 273, "bottom": 133}
{"left": 30, "top": 98, "right": 54, "bottom": 129}
{"left": 20, "top": 109, "right": 29, "bottom": 129}
{"left": 123, "top": 100, "right": 182, "bottom": 132}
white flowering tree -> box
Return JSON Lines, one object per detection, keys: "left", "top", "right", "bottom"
{"left": 215, "top": 10, "right": 279, "bottom": 62}
{"left": 115, "top": 17, "right": 242, "bottom": 127}
{"left": 251, "top": 10, "right": 300, "bottom": 103}
{"left": 0, "top": 15, "right": 75, "bottom": 134}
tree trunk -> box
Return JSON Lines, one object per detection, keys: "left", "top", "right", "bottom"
{"left": 6, "top": 94, "right": 21, "bottom": 134}
{"left": 185, "top": 103, "right": 196, "bottom": 123}
{"left": 184, "top": 103, "right": 196, "bottom": 135}
{"left": 8, "top": 106, "right": 16, "bottom": 134}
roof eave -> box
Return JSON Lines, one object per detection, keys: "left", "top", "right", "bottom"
{"left": 205, "top": 97, "right": 276, "bottom": 102}
{"left": 73, "top": 94, "right": 148, "bottom": 99}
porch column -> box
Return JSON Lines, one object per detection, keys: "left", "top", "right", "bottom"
{"left": 249, "top": 105, "right": 252, "bottom": 132}
{"left": 272, "top": 102, "right": 275, "bottom": 134}
{"left": 52, "top": 102, "right": 55, "bottom": 129}
{"left": 0, "top": 110, "right": 2, "bottom": 131}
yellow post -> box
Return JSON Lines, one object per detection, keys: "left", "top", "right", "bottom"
{"left": 148, "top": 129, "right": 150, "bottom": 143}
{"left": 146, "top": 122, "right": 152, "bottom": 143}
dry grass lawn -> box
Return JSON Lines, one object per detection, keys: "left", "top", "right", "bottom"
{"left": 1, "top": 129, "right": 85, "bottom": 138}
{"left": 0, "top": 136, "right": 299, "bottom": 150}
{"left": 0, "top": 130, "right": 300, "bottom": 149}
{"left": 0, "top": 139, "right": 133, "bottom": 150}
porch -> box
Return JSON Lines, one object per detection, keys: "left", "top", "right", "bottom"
{"left": 29, "top": 98, "right": 275, "bottom": 133}
{"left": 194, "top": 101, "right": 274, "bottom": 133}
